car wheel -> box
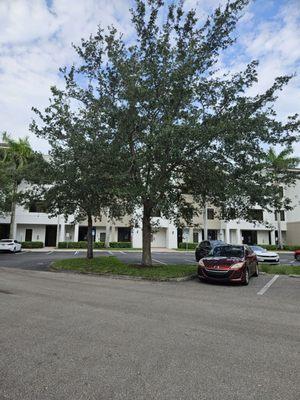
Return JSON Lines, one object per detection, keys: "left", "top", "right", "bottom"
{"left": 253, "top": 263, "right": 259, "bottom": 277}
{"left": 243, "top": 268, "right": 250, "bottom": 285}
{"left": 13, "top": 247, "right": 17, "bottom": 253}
{"left": 296, "top": 254, "right": 300, "bottom": 261}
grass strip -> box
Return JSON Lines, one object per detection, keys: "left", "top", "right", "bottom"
{"left": 52, "top": 256, "right": 196, "bottom": 280}
{"left": 259, "top": 264, "right": 300, "bottom": 275}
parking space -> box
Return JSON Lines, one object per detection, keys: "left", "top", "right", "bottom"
{"left": 0, "top": 266, "right": 299, "bottom": 400}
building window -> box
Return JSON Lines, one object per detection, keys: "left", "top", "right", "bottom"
{"left": 249, "top": 209, "right": 263, "bottom": 221}
{"left": 99, "top": 232, "right": 106, "bottom": 242}
{"left": 207, "top": 208, "right": 215, "bottom": 220}
{"left": 29, "top": 201, "right": 48, "bottom": 213}
{"left": 208, "top": 230, "right": 218, "bottom": 240}
{"left": 193, "top": 232, "right": 199, "bottom": 243}
{"left": 275, "top": 211, "right": 285, "bottom": 221}
{"left": 118, "top": 227, "right": 131, "bottom": 242}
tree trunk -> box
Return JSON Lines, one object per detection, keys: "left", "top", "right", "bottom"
{"left": 10, "top": 201, "right": 17, "bottom": 239}
{"left": 87, "top": 214, "right": 94, "bottom": 259}
{"left": 142, "top": 201, "right": 152, "bottom": 266}
{"left": 276, "top": 210, "right": 283, "bottom": 250}
{"left": 9, "top": 183, "right": 17, "bottom": 239}
{"left": 203, "top": 202, "right": 208, "bottom": 240}
{"left": 105, "top": 224, "right": 111, "bottom": 248}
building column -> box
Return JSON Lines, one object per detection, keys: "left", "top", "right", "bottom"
{"left": 236, "top": 228, "right": 242, "bottom": 244}
{"left": 188, "top": 227, "right": 194, "bottom": 243}
{"left": 74, "top": 223, "right": 79, "bottom": 242}
{"left": 270, "top": 230, "right": 276, "bottom": 245}
{"left": 111, "top": 226, "right": 117, "bottom": 242}
{"left": 225, "top": 227, "right": 230, "bottom": 244}
{"left": 59, "top": 221, "right": 65, "bottom": 243}
{"left": 218, "top": 229, "right": 224, "bottom": 241}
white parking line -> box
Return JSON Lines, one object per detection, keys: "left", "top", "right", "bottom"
{"left": 119, "top": 251, "right": 126, "bottom": 254}
{"left": 15, "top": 251, "right": 28, "bottom": 255}
{"left": 152, "top": 258, "right": 167, "bottom": 265}
{"left": 74, "top": 251, "right": 79, "bottom": 256}
{"left": 47, "top": 251, "right": 54, "bottom": 255}
{"left": 257, "top": 275, "right": 279, "bottom": 296}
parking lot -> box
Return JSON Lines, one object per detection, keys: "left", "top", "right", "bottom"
{"left": 0, "top": 249, "right": 299, "bottom": 271}
{"left": 0, "top": 264, "right": 299, "bottom": 400}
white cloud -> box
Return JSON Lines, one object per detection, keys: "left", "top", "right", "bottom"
{"left": 0, "top": 0, "right": 299, "bottom": 157}
{"left": 0, "top": 0, "right": 133, "bottom": 151}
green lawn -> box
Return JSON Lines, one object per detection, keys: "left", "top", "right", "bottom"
{"left": 51, "top": 256, "right": 197, "bottom": 280}
{"left": 259, "top": 264, "right": 300, "bottom": 275}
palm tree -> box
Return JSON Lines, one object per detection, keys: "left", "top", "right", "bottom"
{"left": 266, "top": 147, "right": 300, "bottom": 249}
{"left": 0, "top": 133, "right": 33, "bottom": 238}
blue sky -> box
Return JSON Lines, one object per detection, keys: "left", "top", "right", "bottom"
{"left": 0, "top": 0, "right": 299, "bottom": 154}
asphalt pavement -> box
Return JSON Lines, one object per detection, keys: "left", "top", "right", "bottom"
{"left": 0, "top": 267, "right": 299, "bottom": 400}
{"left": 0, "top": 250, "right": 299, "bottom": 271}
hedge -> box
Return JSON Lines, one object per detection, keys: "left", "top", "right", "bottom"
{"left": 109, "top": 242, "right": 132, "bottom": 248}
{"left": 58, "top": 241, "right": 132, "bottom": 249}
{"left": 178, "top": 242, "right": 198, "bottom": 249}
{"left": 21, "top": 241, "right": 44, "bottom": 248}
{"left": 259, "top": 244, "right": 300, "bottom": 251}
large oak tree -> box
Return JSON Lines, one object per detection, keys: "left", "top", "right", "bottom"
{"left": 32, "top": 0, "right": 299, "bottom": 265}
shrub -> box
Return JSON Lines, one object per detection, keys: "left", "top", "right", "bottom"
{"left": 258, "top": 244, "right": 300, "bottom": 251}
{"left": 21, "top": 241, "right": 44, "bottom": 248}
{"left": 57, "top": 241, "right": 131, "bottom": 249}
{"left": 109, "top": 242, "right": 132, "bottom": 248}
{"left": 178, "top": 242, "right": 198, "bottom": 249}
{"left": 94, "top": 242, "right": 105, "bottom": 249}
{"left": 58, "top": 241, "right": 87, "bottom": 249}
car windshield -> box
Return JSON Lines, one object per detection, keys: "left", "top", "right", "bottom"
{"left": 0, "top": 239, "right": 13, "bottom": 243}
{"left": 211, "top": 245, "right": 244, "bottom": 258}
{"left": 250, "top": 246, "right": 265, "bottom": 252}
{"left": 211, "top": 240, "right": 224, "bottom": 247}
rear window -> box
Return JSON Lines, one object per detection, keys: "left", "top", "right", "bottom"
{"left": 0, "top": 239, "right": 13, "bottom": 243}
{"left": 212, "top": 246, "right": 244, "bottom": 258}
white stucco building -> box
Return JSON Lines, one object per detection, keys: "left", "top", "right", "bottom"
{"left": 0, "top": 177, "right": 300, "bottom": 248}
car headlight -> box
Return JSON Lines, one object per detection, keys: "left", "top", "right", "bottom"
{"left": 230, "top": 262, "right": 244, "bottom": 270}
{"left": 199, "top": 259, "right": 205, "bottom": 267}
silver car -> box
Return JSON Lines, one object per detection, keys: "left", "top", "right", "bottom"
{"left": 250, "top": 245, "right": 279, "bottom": 264}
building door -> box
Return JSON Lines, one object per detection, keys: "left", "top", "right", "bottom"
{"left": 177, "top": 228, "right": 183, "bottom": 245}
{"left": 241, "top": 230, "right": 257, "bottom": 245}
{"left": 152, "top": 229, "right": 166, "bottom": 248}
{"left": 45, "top": 225, "right": 57, "bottom": 246}
{"left": 0, "top": 224, "right": 10, "bottom": 239}
{"left": 25, "top": 229, "right": 33, "bottom": 242}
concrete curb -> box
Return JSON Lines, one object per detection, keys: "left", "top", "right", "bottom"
{"left": 289, "top": 274, "right": 300, "bottom": 278}
{"left": 49, "top": 267, "right": 197, "bottom": 282}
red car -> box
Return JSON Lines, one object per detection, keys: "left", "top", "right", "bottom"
{"left": 198, "top": 244, "right": 259, "bottom": 285}
{"left": 294, "top": 250, "right": 300, "bottom": 261}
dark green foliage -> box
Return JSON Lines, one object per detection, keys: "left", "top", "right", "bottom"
{"left": 109, "top": 242, "right": 132, "bottom": 248}
{"left": 259, "top": 244, "right": 300, "bottom": 251}
{"left": 57, "top": 241, "right": 132, "bottom": 249}
{"left": 21, "top": 241, "right": 44, "bottom": 248}
{"left": 178, "top": 242, "right": 198, "bottom": 249}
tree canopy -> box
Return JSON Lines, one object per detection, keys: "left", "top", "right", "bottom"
{"left": 31, "top": 0, "right": 300, "bottom": 264}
